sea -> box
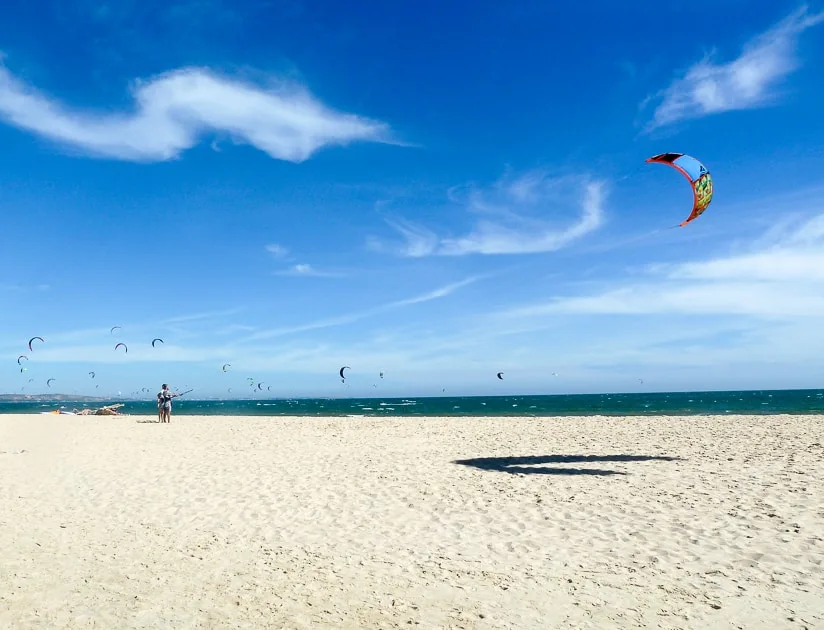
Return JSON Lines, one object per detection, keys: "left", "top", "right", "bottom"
{"left": 2, "top": 389, "right": 823, "bottom": 416}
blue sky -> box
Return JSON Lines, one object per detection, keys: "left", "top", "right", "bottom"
{"left": 2, "top": 1, "right": 824, "bottom": 398}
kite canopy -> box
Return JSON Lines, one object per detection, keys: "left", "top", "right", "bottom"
{"left": 339, "top": 366, "right": 350, "bottom": 380}
{"left": 222, "top": 363, "right": 231, "bottom": 372}
{"left": 17, "top": 355, "right": 28, "bottom": 365}
{"left": 151, "top": 338, "right": 164, "bottom": 347}
{"left": 28, "top": 337, "right": 44, "bottom": 351}
{"left": 47, "top": 378, "right": 55, "bottom": 387}
{"left": 646, "top": 153, "right": 713, "bottom": 227}
{"left": 115, "top": 343, "right": 128, "bottom": 353}
{"left": 497, "top": 372, "right": 504, "bottom": 380}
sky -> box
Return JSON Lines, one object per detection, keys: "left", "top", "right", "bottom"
{"left": 1, "top": 0, "right": 824, "bottom": 399}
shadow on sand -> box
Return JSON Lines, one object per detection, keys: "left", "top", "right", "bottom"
{"left": 453, "top": 454, "right": 681, "bottom": 476}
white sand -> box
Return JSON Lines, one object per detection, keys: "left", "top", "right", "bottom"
{"left": 1, "top": 413, "right": 822, "bottom": 629}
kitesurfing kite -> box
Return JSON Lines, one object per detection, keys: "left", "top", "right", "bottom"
{"left": 496, "top": 372, "right": 504, "bottom": 380}
{"left": 89, "top": 371, "right": 96, "bottom": 379}
{"left": 17, "top": 355, "right": 27, "bottom": 365}
{"left": 339, "top": 366, "right": 350, "bottom": 381}
{"left": 46, "top": 378, "right": 55, "bottom": 387}
{"left": 151, "top": 338, "right": 164, "bottom": 347}
{"left": 115, "top": 343, "right": 128, "bottom": 353}
{"left": 28, "top": 337, "right": 44, "bottom": 351}
{"left": 379, "top": 372, "right": 384, "bottom": 379}
{"left": 646, "top": 153, "right": 713, "bottom": 227}
{"left": 20, "top": 367, "right": 27, "bottom": 373}
{"left": 222, "top": 364, "right": 231, "bottom": 372}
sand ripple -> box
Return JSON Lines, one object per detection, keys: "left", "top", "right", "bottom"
{"left": 1, "top": 414, "right": 822, "bottom": 628}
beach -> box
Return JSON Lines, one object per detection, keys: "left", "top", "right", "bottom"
{"left": 1, "top": 413, "right": 822, "bottom": 629}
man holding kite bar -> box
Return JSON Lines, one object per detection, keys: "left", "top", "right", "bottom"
{"left": 157, "top": 384, "right": 181, "bottom": 424}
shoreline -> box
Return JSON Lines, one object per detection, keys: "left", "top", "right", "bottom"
{"left": 2, "top": 389, "right": 821, "bottom": 419}
{"left": 2, "top": 413, "right": 822, "bottom": 628}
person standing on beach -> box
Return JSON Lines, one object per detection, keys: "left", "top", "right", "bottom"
{"left": 157, "top": 384, "right": 180, "bottom": 424}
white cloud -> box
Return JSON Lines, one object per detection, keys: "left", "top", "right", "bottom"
{"left": 0, "top": 283, "right": 49, "bottom": 292}
{"left": 265, "top": 244, "right": 289, "bottom": 259}
{"left": 646, "top": 6, "right": 824, "bottom": 129}
{"left": 0, "top": 62, "right": 392, "bottom": 162}
{"left": 388, "top": 276, "right": 482, "bottom": 307}
{"left": 272, "top": 263, "right": 345, "bottom": 278}
{"left": 247, "top": 276, "right": 482, "bottom": 341}
{"left": 669, "top": 249, "right": 824, "bottom": 282}
{"left": 498, "top": 213, "right": 824, "bottom": 319}
{"left": 160, "top": 307, "right": 245, "bottom": 325}
{"left": 375, "top": 171, "right": 606, "bottom": 257}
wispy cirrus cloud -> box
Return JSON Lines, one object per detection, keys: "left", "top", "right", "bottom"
{"left": 248, "top": 275, "right": 484, "bottom": 341}
{"left": 0, "top": 62, "right": 393, "bottom": 162}
{"left": 160, "top": 307, "right": 246, "bottom": 325}
{"left": 645, "top": 6, "right": 824, "bottom": 129}
{"left": 265, "top": 244, "right": 290, "bottom": 259}
{"left": 371, "top": 171, "right": 606, "bottom": 257}
{"left": 272, "top": 264, "right": 346, "bottom": 278}
{"left": 497, "top": 211, "right": 824, "bottom": 320}
{"left": 0, "top": 283, "right": 50, "bottom": 292}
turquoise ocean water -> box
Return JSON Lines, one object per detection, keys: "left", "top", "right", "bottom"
{"left": 3, "top": 389, "right": 823, "bottom": 416}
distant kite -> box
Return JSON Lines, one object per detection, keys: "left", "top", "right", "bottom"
{"left": 151, "top": 338, "right": 164, "bottom": 348}
{"left": 222, "top": 364, "right": 231, "bottom": 372}
{"left": 379, "top": 371, "right": 384, "bottom": 379}
{"left": 646, "top": 152, "right": 713, "bottom": 227}
{"left": 46, "top": 378, "right": 55, "bottom": 387}
{"left": 339, "top": 366, "right": 350, "bottom": 381}
{"left": 17, "top": 355, "right": 28, "bottom": 365}
{"left": 28, "top": 337, "right": 44, "bottom": 351}
{"left": 115, "top": 343, "right": 128, "bottom": 353}
{"left": 497, "top": 372, "right": 504, "bottom": 380}
{"left": 89, "top": 371, "right": 96, "bottom": 379}
{"left": 110, "top": 326, "right": 122, "bottom": 334}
